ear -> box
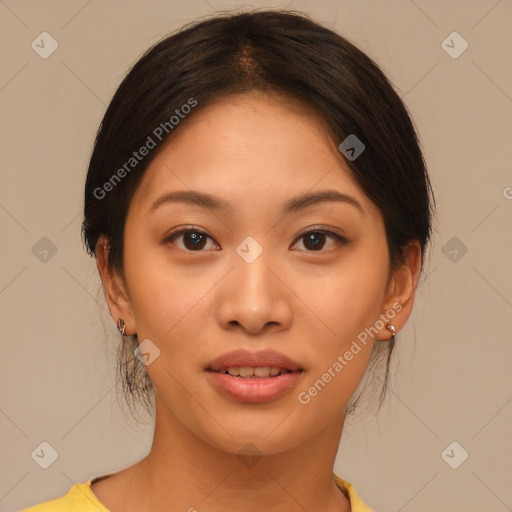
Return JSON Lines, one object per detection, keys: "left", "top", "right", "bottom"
{"left": 96, "top": 235, "right": 136, "bottom": 336}
{"left": 375, "top": 240, "right": 422, "bottom": 340}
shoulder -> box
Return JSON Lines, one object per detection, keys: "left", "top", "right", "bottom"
{"left": 333, "top": 473, "right": 376, "bottom": 512}
{"left": 20, "top": 478, "right": 110, "bottom": 512}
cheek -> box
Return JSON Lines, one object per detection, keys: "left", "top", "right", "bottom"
{"left": 122, "top": 239, "right": 219, "bottom": 361}
{"left": 295, "top": 269, "right": 384, "bottom": 411}
{"left": 309, "top": 252, "right": 389, "bottom": 339}
{"left": 295, "top": 248, "right": 389, "bottom": 406}
{"left": 122, "top": 238, "right": 186, "bottom": 337}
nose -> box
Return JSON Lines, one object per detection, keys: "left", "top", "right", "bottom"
{"left": 216, "top": 250, "right": 293, "bottom": 335}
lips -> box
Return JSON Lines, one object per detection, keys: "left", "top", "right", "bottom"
{"left": 211, "top": 366, "right": 291, "bottom": 378}
{"left": 206, "top": 349, "right": 304, "bottom": 403}
{"left": 207, "top": 349, "right": 303, "bottom": 372}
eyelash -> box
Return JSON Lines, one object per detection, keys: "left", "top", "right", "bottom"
{"left": 162, "top": 227, "right": 349, "bottom": 253}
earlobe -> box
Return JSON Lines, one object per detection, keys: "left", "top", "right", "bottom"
{"left": 377, "top": 240, "right": 422, "bottom": 340}
{"left": 95, "top": 235, "right": 136, "bottom": 336}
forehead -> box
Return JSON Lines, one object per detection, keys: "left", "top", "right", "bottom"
{"left": 129, "top": 93, "right": 374, "bottom": 218}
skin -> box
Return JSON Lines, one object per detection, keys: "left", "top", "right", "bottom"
{"left": 93, "top": 92, "right": 421, "bottom": 512}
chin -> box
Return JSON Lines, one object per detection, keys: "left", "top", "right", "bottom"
{"left": 193, "top": 418, "right": 307, "bottom": 458}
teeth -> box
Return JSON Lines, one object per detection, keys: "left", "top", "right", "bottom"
{"left": 239, "top": 366, "right": 255, "bottom": 377}
{"left": 215, "top": 366, "right": 292, "bottom": 378}
{"left": 254, "top": 366, "right": 271, "bottom": 378}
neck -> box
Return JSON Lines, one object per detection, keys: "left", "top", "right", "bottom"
{"left": 115, "top": 395, "right": 351, "bottom": 512}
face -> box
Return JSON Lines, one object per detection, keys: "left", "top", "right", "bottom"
{"left": 106, "top": 93, "right": 409, "bottom": 456}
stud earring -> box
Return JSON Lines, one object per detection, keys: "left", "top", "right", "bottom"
{"left": 386, "top": 323, "right": 397, "bottom": 339}
{"left": 117, "top": 318, "right": 127, "bottom": 336}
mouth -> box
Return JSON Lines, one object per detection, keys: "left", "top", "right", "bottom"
{"left": 207, "top": 366, "right": 301, "bottom": 378}
{"left": 205, "top": 349, "right": 304, "bottom": 403}
{"left": 206, "top": 349, "right": 303, "bottom": 374}
{"left": 206, "top": 367, "right": 304, "bottom": 403}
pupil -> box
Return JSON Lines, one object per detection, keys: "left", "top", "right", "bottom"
{"left": 184, "top": 232, "right": 206, "bottom": 250}
{"left": 304, "top": 232, "right": 325, "bottom": 250}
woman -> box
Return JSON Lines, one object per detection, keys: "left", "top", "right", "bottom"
{"left": 23, "top": 9, "right": 435, "bottom": 512}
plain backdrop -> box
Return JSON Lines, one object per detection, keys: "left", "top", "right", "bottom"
{"left": 1, "top": 1, "right": 511, "bottom": 511}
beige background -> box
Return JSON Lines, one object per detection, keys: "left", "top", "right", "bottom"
{"left": 1, "top": 0, "right": 511, "bottom": 511}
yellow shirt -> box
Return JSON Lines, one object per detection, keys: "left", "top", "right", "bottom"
{"left": 21, "top": 473, "right": 374, "bottom": 511}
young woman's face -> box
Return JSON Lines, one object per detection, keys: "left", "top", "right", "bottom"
{"left": 117, "top": 93, "right": 400, "bottom": 455}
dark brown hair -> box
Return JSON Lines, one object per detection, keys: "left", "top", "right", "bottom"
{"left": 82, "top": 9, "right": 435, "bottom": 420}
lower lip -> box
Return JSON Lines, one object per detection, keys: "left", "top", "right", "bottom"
{"left": 206, "top": 370, "right": 304, "bottom": 403}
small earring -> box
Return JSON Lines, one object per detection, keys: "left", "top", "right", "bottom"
{"left": 386, "top": 323, "right": 397, "bottom": 338}
{"left": 117, "top": 318, "right": 127, "bottom": 336}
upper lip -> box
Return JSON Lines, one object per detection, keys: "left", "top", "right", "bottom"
{"left": 207, "top": 349, "right": 303, "bottom": 371}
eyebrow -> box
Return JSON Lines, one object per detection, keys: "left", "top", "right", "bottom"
{"left": 149, "top": 189, "right": 363, "bottom": 214}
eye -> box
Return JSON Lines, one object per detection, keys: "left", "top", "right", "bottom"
{"left": 163, "top": 227, "right": 348, "bottom": 253}
{"left": 291, "top": 229, "right": 349, "bottom": 252}
{"left": 163, "top": 228, "right": 218, "bottom": 251}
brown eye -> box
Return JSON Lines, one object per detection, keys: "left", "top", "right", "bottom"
{"left": 292, "top": 229, "right": 348, "bottom": 252}
{"left": 163, "top": 227, "right": 347, "bottom": 253}
{"left": 303, "top": 231, "right": 327, "bottom": 251}
{"left": 164, "top": 229, "right": 217, "bottom": 251}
